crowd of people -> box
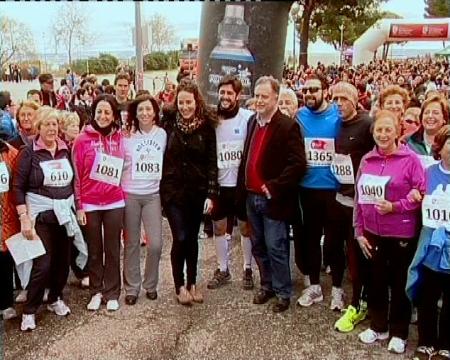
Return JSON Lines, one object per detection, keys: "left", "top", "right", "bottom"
{"left": 0, "top": 57, "right": 449, "bottom": 360}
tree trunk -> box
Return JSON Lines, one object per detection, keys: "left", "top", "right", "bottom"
{"left": 299, "top": 6, "right": 312, "bottom": 67}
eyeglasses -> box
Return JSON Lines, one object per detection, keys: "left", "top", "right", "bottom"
{"left": 301, "top": 87, "right": 321, "bottom": 95}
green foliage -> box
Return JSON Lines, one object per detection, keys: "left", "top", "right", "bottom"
{"left": 424, "top": 0, "right": 450, "bottom": 17}
{"left": 294, "top": 0, "right": 390, "bottom": 51}
{"left": 143, "top": 51, "right": 179, "bottom": 71}
{"left": 72, "top": 53, "right": 119, "bottom": 75}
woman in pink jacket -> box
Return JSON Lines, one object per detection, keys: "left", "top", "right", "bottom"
{"left": 354, "top": 109, "right": 425, "bottom": 354}
{"left": 72, "top": 94, "right": 125, "bottom": 311}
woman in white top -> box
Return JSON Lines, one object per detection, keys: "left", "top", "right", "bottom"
{"left": 122, "top": 95, "right": 167, "bottom": 305}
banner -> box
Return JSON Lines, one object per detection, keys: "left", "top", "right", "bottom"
{"left": 389, "top": 23, "right": 449, "bottom": 40}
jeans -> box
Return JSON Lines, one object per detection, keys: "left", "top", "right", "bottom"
{"left": 246, "top": 193, "right": 291, "bottom": 299}
{"left": 165, "top": 195, "right": 204, "bottom": 293}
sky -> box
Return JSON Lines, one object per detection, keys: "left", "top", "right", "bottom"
{"left": 0, "top": 0, "right": 445, "bottom": 59}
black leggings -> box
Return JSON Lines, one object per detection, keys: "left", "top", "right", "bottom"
{"left": 85, "top": 208, "right": 123, "bottom": 301}
{"left": 417, "top": 266, "right": 450, "bottom": 350}
{"left": 25, "top": 218, "right": 70, "bottom": 314}
{"left": 0, "top": 251, "right": 14, "bottom": 310}
{"left": 165, "top": 196, "right": 204, "bottom": 294}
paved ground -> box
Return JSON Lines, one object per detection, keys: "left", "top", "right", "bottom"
{"left": 1, "top": 219, "right": 417, "bottom": 360}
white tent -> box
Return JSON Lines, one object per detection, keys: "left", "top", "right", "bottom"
{"left": 353, "top": 18, "right": 450, "bottom": 65}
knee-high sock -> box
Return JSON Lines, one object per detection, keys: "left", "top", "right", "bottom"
{"left": 214, "top": 234, "right": 229, "bottom": 272}
{"left": 241, "top": 235, "right": 253, "bottom": 270}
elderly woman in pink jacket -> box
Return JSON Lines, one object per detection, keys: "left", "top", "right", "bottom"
{"left": 354, "top": 109, "right": 425, "bottom": 354}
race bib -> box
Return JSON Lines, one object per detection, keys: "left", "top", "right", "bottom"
{"left": 305, "top": 138, "right": 335, "bottom": 167}
{"left": 217, "top": 140, "right": 243, "bottom": 169}
{"left": 89, "top": 152, "right": 124, "bottom": 186}
{"left": 0, "top": 162, "right": 9, "bottom": 193}
{"left": 331, "top": 154, "right": 354, "bottom": 184}
{"left": 422, "top": 195, "right": 450, "bottom": 230}
{"left": 40, "top": 159, "right": 73, "bottom": 187}
{"left": 418, "top": 155, "right": 439, "bottom": 169}
{"left": 357, "top": 174, "right": 391, "bottom": 204}
{"left": 131, "top": 147, "right": 163, "bottom": 181}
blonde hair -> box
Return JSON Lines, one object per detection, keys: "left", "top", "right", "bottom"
{"left": 379, "top": 85, "right": 409, "bottom": 110}
{"left": 16, "top": 100, "right": 40, "bottom": 121}
{"left": 403, "top": 107, "right": 420, "bottom": 122}
{"left": 278, "top": 87, "right": 298, "bottom": 109}
{"left": 58, "top": 111, "right": 80, "bottom": 132}
{"left": 33, "top": 106, "right": 60, "bottom": 130}
{"left": 374, "top": 109, "right": 401, "bottom": 135}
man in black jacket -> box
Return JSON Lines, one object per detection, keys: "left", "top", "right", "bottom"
{"left": 39, "top": 74, "right": 57, "bottom": 108}
{"left": 236, "top": 76, "right": 306, "bottom": 313}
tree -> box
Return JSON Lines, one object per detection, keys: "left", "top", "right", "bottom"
{"left": 424, "top": 0, "right": 449, "bottom": 17}
{"left": 147, "top": 14, "right": 177, "bottom": 52}
{"left": 51, "top": 3, "right": 92, "bottom": 67}
{"left": 0, "top": 16, "right": 36, "bottom": 68}
{"left": 292, "top": 0, "right": 389, "bottom": 66}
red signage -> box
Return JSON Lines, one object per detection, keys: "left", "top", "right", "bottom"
{"left": 389, "top": 23, "right": 449, "bottom": 39}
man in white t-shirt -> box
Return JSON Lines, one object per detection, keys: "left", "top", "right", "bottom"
{"left": 207, "top": 75, "right": 254, "bottom": 290}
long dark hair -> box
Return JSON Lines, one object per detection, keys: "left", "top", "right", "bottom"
{"left": 174, "top": 81, "right": 218, "bottom": 126}
{"left": 127, "top": 95, "right": 160, "bottom": 132}
{"left": 91, "top": 94, "right": 120, "bottom": 129}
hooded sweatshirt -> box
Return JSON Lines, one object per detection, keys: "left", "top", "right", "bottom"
{"left": 354, "top": 143, "right": 425, "bottom": 239}
{"left": 72, "top": 125, "right": 125, "bottom": 210}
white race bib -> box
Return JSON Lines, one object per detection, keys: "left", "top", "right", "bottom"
{"left": 305, "top": 138, "right": 335, "bottom": 167}
{"left": 357, "top": 174, "right": 391, "bottom": 204}
{"left": 131, "top": 148, "right": 163, "bottom": 181}
{"left": 418, "top": 155, "right": 439, "bottom": 169}
{"left": 217, "top": 140, "right": 243, "bottom": 169}
{"left": 0, "top": 162, "right": 9, "bottom": 193}
{"left": 40, "top": 159, "right": 73, "bottom": 187}
{"left": 422, "top": 195, "right": 450, "bottom": 230}
{"left": 89, "top": 152, "right": 124, "bottom": 186}
{"left": 331, "top": 154, "right": 354, "bottom": 184}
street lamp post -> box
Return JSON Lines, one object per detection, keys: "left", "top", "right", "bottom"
{"left": 135, "top": 2, "right": 144, "bottom": 91}
{"left": 339, "top": 23, "right": 344, "bottom": 66}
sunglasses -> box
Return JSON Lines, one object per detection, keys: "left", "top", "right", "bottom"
{"left": 301, "top": 87, "right": 321, "bottom": 95}
{"left": 404, "top": 119, "right": 419, "bottom": 125}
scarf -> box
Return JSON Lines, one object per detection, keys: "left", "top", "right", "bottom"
{"left": 217, "top": 101, "right": 239, "bottom": 120}
{"left": 176, "top": 112, "right": 204, "bottom": 134}
{"left": 91, "top": 120, "right": 116, "bottom": 137}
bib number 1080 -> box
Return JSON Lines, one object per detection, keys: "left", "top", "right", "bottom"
{"left": 219, "top": 151, "right": 241, "bottom": 162}
{"left": 95, "top": 164, "right": 120, "bottom": 179}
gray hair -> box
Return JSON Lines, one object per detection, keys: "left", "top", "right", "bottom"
{"left": 255, "top": 76, "right": 280, "bottom": 95}
{"left": 279, "top": 87, "right": 298, "bottom": 108}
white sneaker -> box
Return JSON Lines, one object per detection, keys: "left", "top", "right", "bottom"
{"left": 297, "top": 285, "right": 323, "bottom": 307}
{"left": 42, "top": 288, "right": 49, "bottom": 303}
{"left": 15, "top": 290, "right": 28, "bottom": 303}
{"left": 330, "top": 286, "right": 345, "bottom": 311}
{"left": 224, "top": 233, "right": 232, "bottom": 241}
{"left": 303, "top": 275, "right": 311, "bottom": 288}
{"left": 21, "top": 314, "right": 36, "bottom": 331}
{"left": 80, "top": 276, "right": 90, "bottom": 288}
{"left": 388, "top": 336, "right": 407, "bottom": 354}
{"left": 47, "top": 299, "right": 71, "bottom": 316}
{"left": 87, "top": 293, "right": 102, "bottom": 311}
{"left": 358, "top": 328, "right": 389, "bottom": 344}
{"left": 1, "top": 307, "right": 17, "bottom": 320}
{"left": 106, "top": 300, "right": 119, "bottom": 311}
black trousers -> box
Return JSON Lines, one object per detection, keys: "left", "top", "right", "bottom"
{"left": 165, "top": 196, "right": 204, "bottom": 294}
{"left": 334, "top": 202, "right": 370, "bottom": 306}
{"left": 0, "top": 251, "right": 14, "bottom": 310}
{"left": 299, "top": 188, "right": 340, "bottom": 285}
{"left": 365, "top": 232, "right": 416, "bottom": 340}
{"left": 70, "top": 226, "right": 89, "bottom": 280}
{"left": 417, "top": 266, "right": 450, "bottom": 350}
{"left": 24, "top": 218, "right": 70, "bottom": 314}
{"left": 85, "top": 208, "right": 123, "bottom": 301}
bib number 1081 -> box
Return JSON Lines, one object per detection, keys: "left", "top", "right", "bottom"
{"left": 95, "top": 164, "right": 120, "bottom": 179}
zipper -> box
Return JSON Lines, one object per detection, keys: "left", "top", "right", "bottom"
{"left": 376, "top": 156, "right": 387, "bottom": 235}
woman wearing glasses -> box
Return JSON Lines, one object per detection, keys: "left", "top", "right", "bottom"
{"left": 399, "top": 107, "right": 421, "bottom": 143}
